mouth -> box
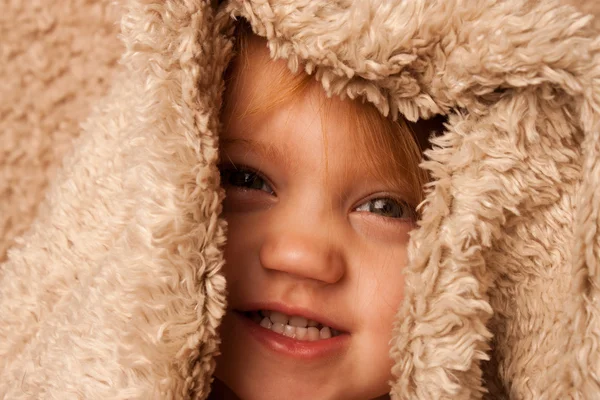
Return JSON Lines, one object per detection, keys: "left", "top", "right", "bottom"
{"left": 242, "top": 310, "right": 344, "bottom": 341}
{"left": 231, "top": 305, "right": 351, "bottom": 360}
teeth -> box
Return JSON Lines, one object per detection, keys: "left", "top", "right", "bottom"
{"left": 253, "top": 310, "right": 342, "bottom": 340}
{"left": 260, "top": 317, "right": 272, "bottom": 329}
{"left": 283, "top": 325, "right": 296, "bottom": 338}
{"left": 272, "top": 322, "right": 285, "bottom": 334}
{"left": 295, "top": 327, "right": 307, "bottom": 340}
{"left": 270, "top": 311, "right": 288, "bottom": 324}
{"left": 289, "top": 316, "right": 308, "bottom": 328}
{"left": 307, "top": 327, "right": 320, "bottom": 341}
{"left": 320, "top": 327, "right": 331, "bottom": 339}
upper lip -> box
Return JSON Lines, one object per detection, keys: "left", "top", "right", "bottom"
{"left": 235, "top": 301, "right": 350, "bottom": 333}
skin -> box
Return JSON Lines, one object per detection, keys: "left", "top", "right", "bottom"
{"left": 211, "top": 36, "right": 417, "bottom": 400}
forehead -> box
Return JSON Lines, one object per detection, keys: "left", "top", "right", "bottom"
{"left": 222, "top": 35, "right": 357, "bottom": 155}
{"left": 223, "top": 80, "right": 356, "bottom": 168}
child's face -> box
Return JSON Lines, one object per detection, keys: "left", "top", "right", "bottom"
{"left": 214, "top": 39, "right": 414, "bottom": 400}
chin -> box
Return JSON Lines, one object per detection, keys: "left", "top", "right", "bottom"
{"left": 213, "top": 353, "right": 346, "bottom": 400}
{"left": 214, "top": 363, "right": 388, "bottom": 400}
{"left": 215, "top": 373, "right": 339, "bottom": 400}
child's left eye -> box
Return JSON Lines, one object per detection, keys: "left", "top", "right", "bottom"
{"left": 355, "top": 198, "right": 414, "bottom": 219}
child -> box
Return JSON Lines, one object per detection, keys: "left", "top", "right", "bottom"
{"left": 209, "top": 26, "right": 435, "bottom": 400}
{"left": 2, "top": 1, "right": 598, "bottom": 399}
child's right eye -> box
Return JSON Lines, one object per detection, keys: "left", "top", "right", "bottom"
{"left": 220, "top": 167, "right": 275, "bottom": 195}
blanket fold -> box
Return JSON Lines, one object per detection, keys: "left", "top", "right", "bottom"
{"left": 1, "top": 0, "right": 599, "bottom": 398}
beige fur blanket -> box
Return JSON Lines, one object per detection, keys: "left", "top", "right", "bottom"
{"left": 1, "top": 0, "right": 599, "bottom": 398}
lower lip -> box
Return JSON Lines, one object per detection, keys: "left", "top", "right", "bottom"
{"left": 233, "top": 311, "right": 351, "bottom": 360}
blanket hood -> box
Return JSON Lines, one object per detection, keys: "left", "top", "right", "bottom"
{"left": 1, "top": 0, "right": 599, "bottom": 398}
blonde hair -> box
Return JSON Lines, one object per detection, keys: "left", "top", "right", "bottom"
{"left": 223, "top": 23, "right": 431, "bottom": 210}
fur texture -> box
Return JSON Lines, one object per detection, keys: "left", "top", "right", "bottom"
{"left": 0, "top": 0, "right": 123, "bottom": 263}
{"left": 1, "top": 0, "right": 599, "bottom": 399}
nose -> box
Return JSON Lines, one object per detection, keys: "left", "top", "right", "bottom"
{"left": 259, "top": 231, "right": 346, "bottom": 284}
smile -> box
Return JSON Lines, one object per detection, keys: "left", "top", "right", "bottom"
{"left": 244, "top": 310, "right": 342, "bottom": 341}
{"left": 232, "top": 304, "right": 351, "bottom": 360}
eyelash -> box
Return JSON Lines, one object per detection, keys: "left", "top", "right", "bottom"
{"left": 219, "top": 165, "right": 275, "bottom": 195}
{"left": 354, "top": 197, "right": 415, "bottom": 220}
{"left": 219, "top": 165, "right": 414, "bottom": 220}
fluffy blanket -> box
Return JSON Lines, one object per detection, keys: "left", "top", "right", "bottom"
{"left": 1, "top": 0, "right": 599, "bottom": 398}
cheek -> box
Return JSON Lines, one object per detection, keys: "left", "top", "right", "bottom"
{"left": 349, "top": 247, "right": 407, "bottom": 395}
{"left": 223, "top": 212, "right": 261, "bottom": 257}
{"left": 224, "top": 215, "right": 253, "bottom": 285}
{"left": 221, "top": 212, "right": 269, "bottom": 299}
{"left": 354, "top": 245, "right": 406, "bottom": 336}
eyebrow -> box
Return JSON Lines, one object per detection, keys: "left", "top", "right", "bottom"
{"left": 219, "top": 138, "right": 294, "bottom": 171}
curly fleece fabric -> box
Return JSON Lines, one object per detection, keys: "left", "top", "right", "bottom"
{"left": 0, "top": 0, "right": 123, "bottom": 263}
{"left": 1, "top": 0, "right": 599, "bottom": 399}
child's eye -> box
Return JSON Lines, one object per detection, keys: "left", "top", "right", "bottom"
{"left": 355, "top": 198, "right": 414, "bottom": 219}
{"left": 220, "top": 167, "right": 274, "bottom": 195}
